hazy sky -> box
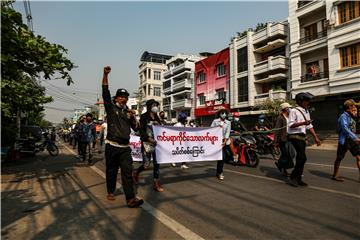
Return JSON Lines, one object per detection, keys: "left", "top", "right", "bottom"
{"left": 13, "top": 1, "right": 289, "bottom": 123}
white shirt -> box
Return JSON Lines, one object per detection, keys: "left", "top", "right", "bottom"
{"left": 288, "top": 107, "right": 313, "bottom": 135}
{"left": 174, "top": 122, "right": 185, "bottom": 127}
{"left": 211, "top": 118, "right": 231, "bottom": 145}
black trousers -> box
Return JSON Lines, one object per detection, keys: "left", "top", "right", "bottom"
{"left": 217, "top": 145, "right": 230, "bottom": 175}
{"left": 105, "top": 144, "right": 135, "bottom": 200}
{"left": 289, "top": 138, "right": 307, "bottom": 181}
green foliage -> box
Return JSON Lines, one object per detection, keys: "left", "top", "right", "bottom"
{"left": 255, "top": 99, "right": 296, "bottom": 127}
{"left": 1, "top": 1, "right": 75, "bottom": 146}
{"left": 236, "top": 22, "right": 267, "bottom": 38}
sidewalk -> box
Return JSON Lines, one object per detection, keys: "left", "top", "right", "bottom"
{"left": 1, "top": 146, "right": 178, "bottom": 240}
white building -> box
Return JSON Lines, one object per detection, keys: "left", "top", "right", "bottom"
{"left": 138, "top": 51, "right": 172, "bottom": 113}
{"left": 289, "top": 0, "right": 360, "bottom": 131}
{"left": 163, "top": 53, "right": 204, "bottom": 122}
{"left": 229, "top": 21, "right": 290, "bottom": 123}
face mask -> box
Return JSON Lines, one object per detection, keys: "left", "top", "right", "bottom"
{"left": 220, "top": 113, "right": 226, "bottom": 119}
{"left": 151, "top": 106, "right": 159, "bottom": 113}
{"left": 259, "top": 119, "right": 264, "bottom": 123}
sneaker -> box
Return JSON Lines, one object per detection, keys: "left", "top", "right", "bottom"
{"left": 153, "top": 180, "right": 164, "bottom": 192}
{"left": 181, "top": 163, "right": 189, "bottom": 169}
{"left": 288, "top": 178, "right": 298, "bottom": 187}
{"left": 107, "top": 193, "right": 116, "bottom": 201}
{"left": 171, "top": 163, "right": 176, "bottom": 167}
{"left": 127, "top": 198, "right": 144, "bottom": 208}
{"left": 297, "top": 180, "right": 308, "bottom": 187}
{"left": 216, "top": 173, "right": 224, "bottom": 180}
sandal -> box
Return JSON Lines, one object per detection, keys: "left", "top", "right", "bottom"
{"left": 331, "top": 176, "right": 344, "bottom": 182}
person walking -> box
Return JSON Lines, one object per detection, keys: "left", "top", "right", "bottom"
{"left": 274, "top": 102, "right": 293, "bottom": 176}
{"left": 98, "top": 117, "right": 107, "bottom": 154}
{"left": 133, "top": 99, "right": 164, "bottom": 192}
{"left": 79, "top": 113, "right": 96, "bottom": 164}
{"left": 331, "top": 99, "right": 360, "bottom": 182}
{"left": 211, "top": 109, "right": 231, "bottom": 180}
{"left": 102, "top": 66, "right": 143, "bottom": 207}
{"left": 287, "top": 92, "right": 321, "bottom": 187}
{"left": 171, "top": 112, "right": 190, "bottom": 169}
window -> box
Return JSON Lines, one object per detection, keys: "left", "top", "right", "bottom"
{"left": 148, "top": 85, "right": 151, "bottom": 95}
{"left": 163, "top": 80, "right": 171, "bottom": 89}
{"left": 217, "top": 63, "right": 226, "bottom": 77}
{"left": 237, "top": 47, "right": 248, "bottom": 72}
{"left": 216, "top": 88, "right": 226, "bottom": 101}
{"left": 237, "top": 77, "right": 248, "bottom": 103}
{"left": 304, "top": 23, "right": 317, "bottom": 41}
{"left": 154, "top": 71, "right": 161, "bottom": 80}
{"left": 340, "top": 43, "right": 360, "bottom": 68}
{"left": 198, "top": 94, "right": 206, "bottom": 105}
{"left": 198, "top": 72, "right": 206, "bottom": 83}
{"left": 154, "top": 87, "right": 161, "bottom": 97}
{"left": 148, "top": 69, "right": 151, "bottom": 79}
{"left": 338, "top": 1, "right": 360, "bottom": 24}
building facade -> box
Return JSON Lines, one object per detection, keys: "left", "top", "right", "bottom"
{"left": 163, "top": 54, "right": 204, "bottom": 122}
{"left": 194, "top": 48, "right": 230, "bottom": 126}
{"left": 229, "top": 21, "right": 290, "bottom": 126}
{"left": 289, "top": 0, "right": 360, "bottom": 131}
{"left": 138, "top": 51, "right": 172, "bottom": 113}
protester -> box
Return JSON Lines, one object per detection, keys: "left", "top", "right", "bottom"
{"left": 76, "top": 115, "right": 86, "bottom": 155}
{"left": 274, "top": 102, "right": 293, "bottom": 176}
{"left": 98, "top": 117, "right": 107, "bottom": 154}
{"left": 254, "top": 114, "right": 270, "bottom": 131}
{"left": 211, "top": 109, "right": 231, "bottom": 180}
{"left": 331, "top": 99, "right": 360, "bottom": 182}
{"left": 159, "top": 111, "right": 168, "bottom": 125}
{"left": 133, "top": 99, "right": 164, "bottom": 192}
{"left": 287, "top": 92, "right": 321, "bottom": 187}
{"left": 171, "top": 112, "right": 190, "bottom": 169}
{"left": 102, "top": 66, "right": 143, "bottom": 207}
{"left": 79, "top": 113, "right": 96, "bottom": 164}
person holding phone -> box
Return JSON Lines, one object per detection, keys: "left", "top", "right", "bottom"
{"left": 287, "top": 92, "right": 321, "bottom": 187}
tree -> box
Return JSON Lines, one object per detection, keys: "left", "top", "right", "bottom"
{"left": 255, "top": 99, "right": 296, "bottom": 127}
{"left": 1, "top": 1, "right": 75, "bottom": 146}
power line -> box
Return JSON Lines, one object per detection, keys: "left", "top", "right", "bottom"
{"left": 43, "top": 106, "right": 74, "bottom": 112}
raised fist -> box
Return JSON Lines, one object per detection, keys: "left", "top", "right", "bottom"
{"left": 104, "top": 66, "right": 111, "bottom": 75}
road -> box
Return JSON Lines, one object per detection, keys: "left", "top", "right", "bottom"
{"left": 2, "top": 141, "right": 359, "bottom": 239}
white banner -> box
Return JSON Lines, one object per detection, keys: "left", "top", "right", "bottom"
{"left": 129, "top": 135, "right": 142, "bottom": 162}
{"left": 153, "top": 126, "right": 223, "bottom": 164}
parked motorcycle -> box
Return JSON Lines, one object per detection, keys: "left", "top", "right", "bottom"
{"left": 229, "top": 131, "right": 259, "bottom": 168}
{"left": 253, "top": 131, "right": 280, "bottom": 160}
{"left": 16, "top": 132, "right": 59, "bottom": 156}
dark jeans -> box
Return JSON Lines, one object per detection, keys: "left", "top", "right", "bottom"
{"left": 105, "top": 144, "right": 135, "bottom": 200}
{"left": 136, "top": 144, "right": 160, "bottom": 179}
{"left": 217, "top": 145, "right": 229, "bottom": 175}
{"left": 289, "top": 138, "right": 307, "bottom": 181}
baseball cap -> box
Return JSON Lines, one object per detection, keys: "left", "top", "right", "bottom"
{"left": 115, "top": 88, "right": 129, "bottom": 97}
{"left": 280, "top": 102, "right": 292, "bottom": 110}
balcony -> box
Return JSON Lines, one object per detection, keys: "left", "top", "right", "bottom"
{"left": 172, "top": 99, "right": 193, "bottom": 109}
{"left": 163, "top": 70, "right": 172, "bottom": 79}
{"left": 300, "top": 71, "right": 329, "bottom": 83}
{"left": 255, "top": 73, "right": 288, "bottom": 84}
{"left": 254, "top": 56, "right": 289, "bottom": 75}
{"left": 254, "top": 39, "right": 287, "bottom": 53}
{"left": 252, "top": 22, "right": 287, "bottom": 45}
{"left": 297, "top": 1, "right": 312, "bottom": 8}
{"left": 300, "top": 30, "right": 327, "bottom": 45}
{"left": 254, "top": 90, "right": 287, "bottom": 104}
{"left": 172, "top": 62, "right": 193, "bottom": 75}
{"left": 172, "top": 79, "right": 193, "bottom": 92}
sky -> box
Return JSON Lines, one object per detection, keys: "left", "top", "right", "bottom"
{"left": 13, "top": 1, "right": 289, "bottom": 123}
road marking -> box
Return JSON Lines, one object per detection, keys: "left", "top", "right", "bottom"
{"left": 306, "top": 162, "right": 358, "bottom": 170}
{"left": 224, "top": 169, "right": 360, "bottom": 199}
{"left": 61, "top": 142, "right": 205, "bottom": 240}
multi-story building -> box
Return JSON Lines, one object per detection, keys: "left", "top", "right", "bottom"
{"left": 163, "top": 54, "right": 204, "bottom": 122}
{"left": 289, "top": 0, "right": 360, "bottom": 131}
{"left": 194, "top": 48, "right": 230, "bottom": 126}
{"left": 138, "top": 51, "right": 172, "bottom": 113}
{"left": 229, "top": 21, "right": 290, "bottom": 125}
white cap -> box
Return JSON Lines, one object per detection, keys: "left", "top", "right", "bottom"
{"left": 280, "top": 102, "right": 292, "bottom": 110}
